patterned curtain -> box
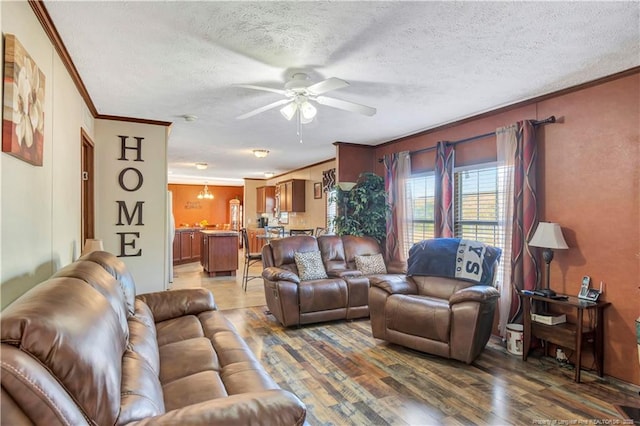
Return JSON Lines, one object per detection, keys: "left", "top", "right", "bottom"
{"left": 509, "top": 120, "right": 540, "bottom": 323}
{"left": 322, "top": 168, "right": 335, "bottom": 192}
{"left": 383, "top": 152, "right": 412, "bottom": 263}
{"left": 434, "top": 141, "right": 455, "bottom": 238}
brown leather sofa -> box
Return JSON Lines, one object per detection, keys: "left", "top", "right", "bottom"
{"left": 261, "top": 235, "right": 405, "bottom": 327}
{"left": 368, "top": 273, "right": 500, "bottom": 364}
{"left": 1, "top": 251, "right": 306, "bottom": 425}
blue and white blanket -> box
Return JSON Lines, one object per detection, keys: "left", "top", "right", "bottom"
{"left": 407, "top": 238, "right": 502, "bottom": 286}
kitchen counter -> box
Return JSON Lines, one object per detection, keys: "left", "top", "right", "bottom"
{"left": 201, "top": 230, "right": 238, "bottom": 237}
{"left": 200, "top": 230, "right": 239, "bottom": 277}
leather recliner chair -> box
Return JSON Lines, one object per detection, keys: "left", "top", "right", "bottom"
{"left": 368, "top": 239, "right": 501, "bottom": 364}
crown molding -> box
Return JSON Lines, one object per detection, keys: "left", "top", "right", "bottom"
{"left": 96, "top": 114, "right": 173, "bottom": 127}
{"left": 29, "top": 0, "right": 97, "bottom": 116}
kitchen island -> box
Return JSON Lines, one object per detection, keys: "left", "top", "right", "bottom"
{"left": 201, "top": 230, "right": 239, "bottom": 277}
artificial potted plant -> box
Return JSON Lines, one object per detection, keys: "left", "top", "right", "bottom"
{"left": 331, "top": 172, "right": 390, "bottom": 244}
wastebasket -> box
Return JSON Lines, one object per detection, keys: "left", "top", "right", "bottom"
{"left": 506, "top": 323, "right": 524, "bottom": 356}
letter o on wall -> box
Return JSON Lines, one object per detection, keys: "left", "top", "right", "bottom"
{"left": 118, "top": 167, "right": 144, "bottom": 192}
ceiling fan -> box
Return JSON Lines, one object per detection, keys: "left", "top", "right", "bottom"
{"left": 235, "top": 73, "right": 376, "bottom": 123}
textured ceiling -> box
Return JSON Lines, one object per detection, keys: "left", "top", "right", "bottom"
{"left": 43, "top": 1, "right": 639, "bottom": 186}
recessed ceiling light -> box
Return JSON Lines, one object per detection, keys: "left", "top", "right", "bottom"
{"left": 264, "top": 172, "right": 274, "bottom": 178}
{"left": 195, "top": 162, "right": 208, "bottom": 170}
{"left": 253, "top": 149, "right": 269, "bottom": 158}
{"left": 183, "top": 114, "right": 198, "bottom": 122}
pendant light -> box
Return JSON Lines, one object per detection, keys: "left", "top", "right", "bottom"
{"left": 197, "top": 182, "right": 214, "bottom": 200}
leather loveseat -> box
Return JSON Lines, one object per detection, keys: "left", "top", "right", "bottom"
{"left": 261, "top": 235, "right": 404, "bottom": 327}
{"left": 368, "top": 238, "right": 501, "bottom": 364}
{"left": 1, "top": 251, "right": 306, "bottom": 425}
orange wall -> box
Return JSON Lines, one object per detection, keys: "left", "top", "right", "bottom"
{"left": 356, "top": 72, "right": 639, "bottom": 385}
{"left": 169, "top": 184, "right": 243, "bottom": 228}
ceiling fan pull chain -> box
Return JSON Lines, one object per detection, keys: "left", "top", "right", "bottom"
{"left": 297, "top": 109, "right": 303, "bottom": 143}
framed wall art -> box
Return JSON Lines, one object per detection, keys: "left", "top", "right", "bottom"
{"left": 314, "top": 182, "right": 322, "bottom": 199}
{"left": 2, "top": 34, "right": 46, "bottom": 166}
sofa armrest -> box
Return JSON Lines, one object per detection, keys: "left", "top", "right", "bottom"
{"left": 128, "top": 390, "right": 306, "bottom": 426}
{"left": 385, "top": 260, "right": 408, "bottom": 274}
{"left": 326, "top": 268, "right": 363, "bottom": 278}
{"left": 262, "top": 267, "right": 301, "bottom": 284}
{"left": 369, "top": 275, "right": 417, "bottom": 295}
{"left": 136, "top": 289, "right": 216, "bottom": 323}
{"left": 449, "top": 285, "right": 500, "bottom": 305}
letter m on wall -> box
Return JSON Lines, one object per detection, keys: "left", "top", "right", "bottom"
{"left": 116, "top": 201, "right": 144, "bottom": 225}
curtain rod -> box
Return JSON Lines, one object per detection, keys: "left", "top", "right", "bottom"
{"left": 378, "top": 115, "right": 556, "bottom": 163}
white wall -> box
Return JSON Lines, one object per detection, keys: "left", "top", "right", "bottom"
{"left": 0, "top": 2, "right": 169, "bottom": 307}
{"left": 94, "top": 120, "right": 169, "bottom": 295}
{"left": 1, "top": 1, "right": 90, "bottom": 308}
{"left": 242, "top": 179, "right": 261, "bottom": 228}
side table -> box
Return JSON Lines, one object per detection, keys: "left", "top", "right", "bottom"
{"left": 520, "top": 291, "right": 611, "bottom": 383}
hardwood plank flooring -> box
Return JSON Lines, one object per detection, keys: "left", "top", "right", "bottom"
{"left": 170, "top": 260, "right": 639, "bottom": 425}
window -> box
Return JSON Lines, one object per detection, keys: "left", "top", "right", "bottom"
{"left": 406, "top": 173, "right": 435, "bottom": 253}
{"left": 454, "top": 164, "right": 504, "bottom": 247}
{"left": 406, "top": 162, "right": 505, "bottom": 250}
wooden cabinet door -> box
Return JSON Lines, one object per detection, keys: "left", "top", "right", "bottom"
{"left": 172, "top": 231, "right": 181, "bottom": 264}
{"left": 201, "top": 234, "right": 209, "bottom": 270}
{"left": 248, "top": 228, "right": 265, "bottom": 254}
{"left": 290, "top": 180, "right": 305, "bottom": 212}
{"left": 264, "top": 186, "right": 275, "bottom": 213}
{"left": 256, "top": 186, "right": 275, "bottom": 213}
{"left": 278, "top": 180, "right": 305, "bottom": 212}
{"left": 284, "top": 181, "right": 293, "bottom": 212}
{"left": 180, "top": 231, "right": 193, "bottom": 261}
{"left": 256, "top": 187, "right": 266, "bottom": 213}
{"left": 277, "top": 183, "right": 287, "bottom": 212}
{"left": 191, "top": 231, "right": 202, "bottom": 261}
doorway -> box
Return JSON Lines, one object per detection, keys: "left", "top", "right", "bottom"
{"left": 81, "top": 129, "right": 95, "bottom": 245}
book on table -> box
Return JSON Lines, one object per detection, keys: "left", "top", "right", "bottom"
{"left": 531, "top": 312, "right": 567, "bottom": 325}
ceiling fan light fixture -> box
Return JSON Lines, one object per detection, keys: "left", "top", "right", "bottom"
{"left": 280, "top": 103, "right": 297, "bottom": 121}
{"left": 253, "top": 149, "right": 269, "bottom": 158}
{"left": 300, "top": 101, "right": 317, "bottom": 121}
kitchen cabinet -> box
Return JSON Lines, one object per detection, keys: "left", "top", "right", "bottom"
{"left": 277, "top": 179, "right": 305, "bottom": 212}
{"left": 201, "top": 230, "right": 238, "bottom": 276}
{"left": 256, "top": 186, "right": 275, "bottom": 214}
{"left": 247, "top": 228, "right": 266, "bottom": 253}
{"left": 173, "top": 228, "right": 202, "bottom": 264}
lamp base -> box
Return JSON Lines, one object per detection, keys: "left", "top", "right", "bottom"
{"left": 535, "top": 288, "right": 557, "bottom": 297}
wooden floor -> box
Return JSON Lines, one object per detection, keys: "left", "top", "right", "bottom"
{"left": 171, "top": 260, "right": 640, "bottom": 425}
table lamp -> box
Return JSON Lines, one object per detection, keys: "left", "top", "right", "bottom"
{"left": 528, "top": 222, "right": 568, "bottom": 297}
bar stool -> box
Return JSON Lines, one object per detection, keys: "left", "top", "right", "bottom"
{"left": 240, "top": 228, "right": 262, "bottom": 292}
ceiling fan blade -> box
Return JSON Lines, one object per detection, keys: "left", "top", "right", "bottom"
{"left": 316, "top": 96, "right": 376, "bottom": 116}
{"left": 233, "top": 84, "right": 287, "bottom": 95}
{"left": 237, "top": 99, "right": 292, "bottom": 120}
{"left": 307, "top": 77, "right": 349, "bottom": 95}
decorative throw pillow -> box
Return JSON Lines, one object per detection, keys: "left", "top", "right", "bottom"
{"left": 294, "top": 251, "right": 328, "bottom": 281}
{"left": 355, "top": 253, "right": 387, "bottom": 275}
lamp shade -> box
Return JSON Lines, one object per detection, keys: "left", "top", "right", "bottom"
{"left": 82, "top": 239, "right": 104, "bottom": 255}
{"left": 529, "top": 222, "right": 568, "bottom": 249}
{"left": 337, "top": 182, "right": 357, "bottom": 191}
{"left": 280, "top": 103, "right": 297, "bottom": 121}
